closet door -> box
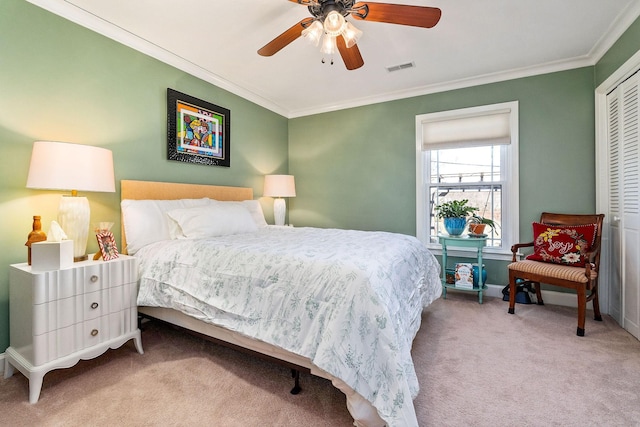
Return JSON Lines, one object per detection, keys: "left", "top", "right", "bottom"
{"left": 607, "top": 88, "right": 622, "bottom": 324}
{"left": 608, "top": 72, "right": 640, "bottom": 339}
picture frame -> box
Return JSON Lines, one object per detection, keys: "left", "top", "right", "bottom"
{"left": 167, "top": 88, "right": 231, "bottom": 167}
{"left": 96, "top": 231, "right": 119, "bottom": 261}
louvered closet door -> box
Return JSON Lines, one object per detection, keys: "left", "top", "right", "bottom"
{"left": 607, "top": 88, "right": 623, "bottom": 324}
{"left": 607, "top": 71, "right": 640, "bottom": 339}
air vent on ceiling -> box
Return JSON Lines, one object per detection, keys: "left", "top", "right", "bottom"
{"left": 386, "top": 62, "right": 415, "bottom": 72}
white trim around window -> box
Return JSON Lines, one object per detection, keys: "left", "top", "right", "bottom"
{"left": 416, "top": 101, "right": 519, "bottom": 261}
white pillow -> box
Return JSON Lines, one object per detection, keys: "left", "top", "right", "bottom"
{"left": 241, "top": 200, "right": 268, "bottom": 228}
{"left": 121, "top": 198, "right": 211, "bottom": 254}
{"left": 167, "top": 203, "right": 258, "bottom": 238}
{"left": 204, "top": 199, "right": 267, "bottom": 228}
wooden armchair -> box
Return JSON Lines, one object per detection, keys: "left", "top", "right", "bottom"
{"left": 507, "top": 212, "right": 605, "bottom": 336}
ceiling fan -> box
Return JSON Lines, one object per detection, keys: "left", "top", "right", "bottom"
{"left": 258, "top": 0, "right": 441, "bottom": 70}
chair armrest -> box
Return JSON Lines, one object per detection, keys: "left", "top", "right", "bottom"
{"left": 510, "top": 241, "right": 534, "bottom": 262}
{"left": 585, "top": 240, "right": 602, "bottom": 270}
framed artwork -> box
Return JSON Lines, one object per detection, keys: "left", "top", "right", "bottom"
{"left": 96, "top": 231, "right": 119, "bottom": 261}
{"left": 167, "top": 88, "right": 231, "bottom": 167}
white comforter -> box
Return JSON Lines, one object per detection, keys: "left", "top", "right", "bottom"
{"left": 136, "top": 226, "right": 441, "bottom": 426}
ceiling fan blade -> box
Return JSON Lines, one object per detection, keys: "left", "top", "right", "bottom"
{"left": 352, "top": 2, "right": 441, "bottom": 28}
{"left": 258, "top": 18, "right": 314, "bottom": 57}
{"left": 336, "top": 37, "right": 364, "bottom": 70}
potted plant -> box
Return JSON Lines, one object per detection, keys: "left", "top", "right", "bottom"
{"left": 467, "top": 214, "right": 499, "bottom": 236}
{"left": 434, "top": 199, "right": 478, "bottom": 236}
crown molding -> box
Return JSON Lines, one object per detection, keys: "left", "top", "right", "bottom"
{"left": 27, "top": 0, "right": 640, "bottom": 119}
{"left": 588, "top": 0, "right": 640, "bottom": 62}
{"left": 287, "top": 56, "right": 593, "bottom": 118}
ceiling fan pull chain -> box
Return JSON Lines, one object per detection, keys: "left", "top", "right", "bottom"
{"left": 321, "top": 56, "right": 335, "bottom": 65}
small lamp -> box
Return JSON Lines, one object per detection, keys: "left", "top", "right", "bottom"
{"left": 26, "top": 141, "right": 115, "bottom": 261}
{"left": 263, "top": 175, "right": 296, "bottom": 226}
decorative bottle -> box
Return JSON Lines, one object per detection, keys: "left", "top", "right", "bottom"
{"left": 26, "top": 215, "right": 47, "bottom": 265}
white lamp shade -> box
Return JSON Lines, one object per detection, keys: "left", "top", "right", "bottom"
{"left": 26, "top": 141, "right": 115, "bottom": 193}
{"left": 321, "top": 34, "right": 338, "bottom": 55}
{"left": 263, "top": 175, "right": 296, "bottom": 198}
{"left": 342, "top": 22, "right": 363, "bottom": 48}
{"left": 302, "top": 20, "right": 323, "bottom": 46}
{"left": 323, "top": 11, "right": 346, "bottom": 36}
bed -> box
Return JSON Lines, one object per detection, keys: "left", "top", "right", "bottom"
{"left": 120, "top": 179, "right": 442, "bottom": 427}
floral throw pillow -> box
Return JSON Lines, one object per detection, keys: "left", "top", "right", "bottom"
{"left": 525, "top": 222, "right": 597, "bottom": 267}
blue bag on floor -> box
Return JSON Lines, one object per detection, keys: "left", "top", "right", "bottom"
{"left": 502, "top": 280, "right": 534, "bottom": 304}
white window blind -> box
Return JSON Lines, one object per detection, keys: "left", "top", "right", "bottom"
{"left": 421, "top": 109, "right": 512, "bottom": 150}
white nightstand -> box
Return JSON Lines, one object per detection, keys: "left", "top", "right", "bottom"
{"left": 3, "top": 255, "right": 143, "bottom": 403}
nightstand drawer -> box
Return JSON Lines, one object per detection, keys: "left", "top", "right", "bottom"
{"left": 16, "top": 258, "right": 138, "bottom": 305}
{"left": 31, "top": 284, "right": 137, "bottom": 336}
{"left": 32, "top": 288, "right": 110, "bottom": 335}
{"left": 32, "top": 316, "right": 111, "bottom": 365}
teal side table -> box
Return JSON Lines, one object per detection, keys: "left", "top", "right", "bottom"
{"left": 439, "top": 234, "right": 488, "bottom": 303}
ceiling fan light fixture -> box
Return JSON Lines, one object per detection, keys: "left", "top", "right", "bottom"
{"left": 320, "top": 34, "right": 338, "bottom": 55}
{"left": 323, "top": 10, "right": 346, "bottom": 36}
{"left": 302, "top": 20, "right": 323, "bottom": 46}
{"left": 342, "top": 21, "right": 362, "bottom": 48}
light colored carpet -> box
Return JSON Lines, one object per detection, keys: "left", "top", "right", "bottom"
{"left": 2, "top": 294, "right": 640, "bottom": 426}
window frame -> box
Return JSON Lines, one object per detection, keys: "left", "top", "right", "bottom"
{"left": 415, "top": 101, "right": 519, "bottom": 261}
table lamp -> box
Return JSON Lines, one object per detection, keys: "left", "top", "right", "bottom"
{"left": 26, "top": 141, "right": 115, "bottom": 262}
{"left": 263, "top": 174, "right": 296, "bottom": 226}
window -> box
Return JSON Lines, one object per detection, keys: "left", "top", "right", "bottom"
{"left": 415, "top": 101, "right": 519, "bottom": 259}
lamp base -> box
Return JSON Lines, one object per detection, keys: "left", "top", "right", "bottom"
{"left": 74, "top": 255, "right": 88, "bottom": 262}
{"left": 58, "top": 195, "right": 90, "bottom": 262}
{"left": 273, "top": 198, "right": 286, "bottom": 226}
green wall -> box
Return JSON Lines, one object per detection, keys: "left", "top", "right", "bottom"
{"left": 0, "top": 0, "right": 288, "bottom": 352}
{"left": 289, "top": 69, "right": 596, "bottom": 233}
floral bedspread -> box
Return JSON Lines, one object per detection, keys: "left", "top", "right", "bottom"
{"left": 136, "top": 226, "right": 441, "bottom": 426}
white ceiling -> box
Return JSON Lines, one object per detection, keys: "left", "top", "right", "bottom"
{"left": 29, "top": 0, "right": 640, "bottom": 118}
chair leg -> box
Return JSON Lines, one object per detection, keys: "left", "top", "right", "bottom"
{"left": 577, "top": 287, "right": 587, "bottom": 337}
{"left": 533, "top": 281, "right": 544, "bottom": 305}
{"left": 507, "top": 271, "right": 517, "bottom": 314}
{"left": 592, "top": 287, "right": 603, "bottom": 322}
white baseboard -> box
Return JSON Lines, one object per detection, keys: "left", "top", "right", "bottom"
{"left": 0, "top": 352, "right": 4, "bottom": 375}
{"left": 484, "top": 284, "right": 587, "bottom": 309}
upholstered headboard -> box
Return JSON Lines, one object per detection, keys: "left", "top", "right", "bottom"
{"left": 120, "top": 180, "right": 253, "bottom": 254}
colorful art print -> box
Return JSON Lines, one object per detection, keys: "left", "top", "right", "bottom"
{"left": 167, "top": 88, "right": 231, "bottom": 167}
{"left": 96, "top": 231, "right": 119, "bottom": 261}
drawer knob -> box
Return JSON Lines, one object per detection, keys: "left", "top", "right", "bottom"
{"left": 91, "top": 302, "right": 99, "bottom": 309}
{"left": 91, "top": 329, "right": 99, "bottom": 337}
{"left": 90, "top": 275, "right": 99, "bottom": 283}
